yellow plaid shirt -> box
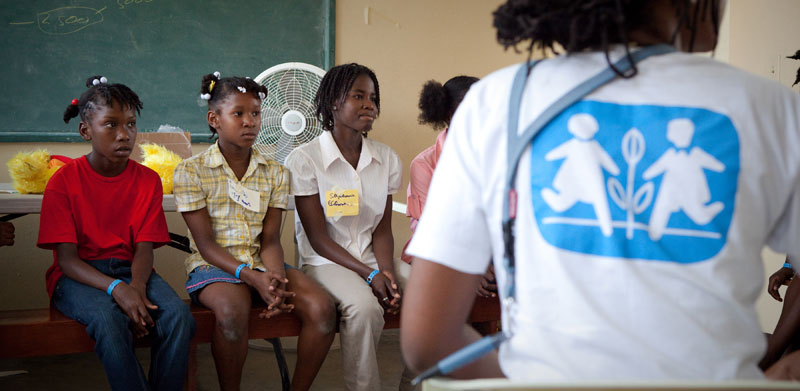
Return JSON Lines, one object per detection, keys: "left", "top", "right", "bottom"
{"left": 173, "top": 142, "right": 289, "bottom": 274}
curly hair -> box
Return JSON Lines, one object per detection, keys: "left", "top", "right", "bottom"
{"left": 493, "top": 0, "right": 720, "bottom": 78}
{"left": 788, "top": 49, "right": 800, "bottom": 86}
{"left": 314, "top": 63, "right": 380, "bottom": 131}
{"left": 200, "top": 73, "right": 268, "bottom": 135}
{"left": 417, "top": 76, "right": 479, "bottom": 130}
{"left": 63, "top": 75, "right": 143, "bottom": 124}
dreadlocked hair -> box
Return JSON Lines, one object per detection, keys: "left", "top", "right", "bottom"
{"left": 63, "top": 75, "right": 143, "bottom": 124}
{"left": 418, "top": 76, "right": 479, "bottom": 131}
{"left": 200, "top": 73, "right": 268, "bottom": 135}
{"left": 493, "top": 0, "right": 720, "bottom": 78}
{"left": 314, "top": 63, "right": 380, "bottom": 131}
{"left": 788, "top": 49, "right": 800, "bottom": 87}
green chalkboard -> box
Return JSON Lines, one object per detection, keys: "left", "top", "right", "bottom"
{"left": 0, "top": 0, "right": 334, "bottom": 142}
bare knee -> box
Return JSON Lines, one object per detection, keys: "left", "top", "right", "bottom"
{"left": 297, "top": 292, "right": 336, "bottom": 335}
{"left": 214, "top": 302, "right": 249, "bottom": 342}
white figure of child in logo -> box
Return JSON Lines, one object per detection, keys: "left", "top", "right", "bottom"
{"left": 541, "top": 113, "right": 620, "bottom": 236}
{"left": 643, "top": 118, "right": 725, "bottom": 240}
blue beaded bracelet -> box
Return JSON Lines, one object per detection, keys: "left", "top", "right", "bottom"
{"left": 106, "top": 279, "right": 123, "bottom": 296}
{"left": 235, "top": 264, "right": 249, "bottom": 279}
{"left": 784, "top": 262, "right": 793, "bottom": 269}
{"left": 366, "top": 269, "right": 380, "bottom": 285}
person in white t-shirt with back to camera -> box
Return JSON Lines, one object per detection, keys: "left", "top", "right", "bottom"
{"left": 401, "top": 0, "right": 800, "bottom": 383}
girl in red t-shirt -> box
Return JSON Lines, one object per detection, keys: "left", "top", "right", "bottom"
{"left": 38, "top": 75, "right": 195, "bottom": 390}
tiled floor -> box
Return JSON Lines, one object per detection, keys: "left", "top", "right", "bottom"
{"left": 0, "top": 330, "right": 409, "bottom": 390}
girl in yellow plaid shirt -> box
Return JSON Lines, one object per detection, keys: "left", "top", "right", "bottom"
{"left": 173, "top": 72, "right": 336, "bottom": 391}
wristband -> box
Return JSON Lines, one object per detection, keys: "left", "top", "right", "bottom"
{"left": 784, "top": 262, "right": 793, "bottom": 269}
{"left": 235, "top": 264, "right": 249, "bottom": 279}
{"left": 106, "top": 279, "right": 123, "bottom": 296}
{"left": 366, "top": 269, "right": 380, "bottom": 285}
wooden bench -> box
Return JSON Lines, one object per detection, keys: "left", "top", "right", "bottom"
{"left": 0, "top": 296, "right": 501, "bottom": 391}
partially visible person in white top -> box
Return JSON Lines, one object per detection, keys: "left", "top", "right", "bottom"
{"left": 402, "top": 0, "right": 800, "bottom": 383}
{"left": 285, "top": 63, "right": 414, "bottom": 391}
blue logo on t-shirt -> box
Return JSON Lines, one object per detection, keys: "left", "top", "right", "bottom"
{"left": 530, "top": 101, "right": 739, "bottom": 263}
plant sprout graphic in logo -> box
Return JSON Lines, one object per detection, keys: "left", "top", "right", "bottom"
{"left": 607, "top": 128, "right": 654, "bottom": 239}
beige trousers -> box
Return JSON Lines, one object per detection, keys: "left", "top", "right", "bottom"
{"left": 303, "top": 259, "right": 419, "bottom": 391}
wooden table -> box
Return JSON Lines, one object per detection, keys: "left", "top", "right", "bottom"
{"left": 0, "top": 182, "right": 177, "bottom": 213}
{"left": 0, "top": 182, "right": 189, "bottom": 251}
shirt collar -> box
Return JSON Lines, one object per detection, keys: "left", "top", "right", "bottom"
{"left": 204, "top": 141, "right": 271, "bottom": 165}
{"left": 203, "top": 142, "right": 271, "bottom": 179}
{"left": 203, "top": 142, "right": 226, "bottom": 168}
{"left": 319, "top": 131, "right": 382, "bottom": 170}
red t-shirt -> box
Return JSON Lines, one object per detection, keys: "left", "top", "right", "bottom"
{"left": 37, "top": 156, "right": 170, "bottom": 297}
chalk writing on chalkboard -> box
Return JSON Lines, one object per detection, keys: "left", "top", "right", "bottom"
{"left": 1, "top": 0, "right": 331, "bottom": 142}
{"left": 8, "top": 6, "right": 107, "bottom": 35}
{"left": 116, "top": 0, "right": 154, "bottom": 10}
{"left": 9, "top": 0, "right": 155, "bottom": 36}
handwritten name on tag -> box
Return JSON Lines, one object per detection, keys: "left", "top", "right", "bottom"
{"left": 228, "top": 179, "right": 260, "bottom": 213}
{"left": 325, "top": 189, "right": 359, "bottom": 217}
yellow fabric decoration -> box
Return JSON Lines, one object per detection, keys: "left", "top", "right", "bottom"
{"left": 140, "top": 143, "right": 183, "bottom": 194}
{"left": 7, "top": 150, "right": 63, "bottom": 194}
{"left": 209, "top": 80, "right": 216, "bottom": 92}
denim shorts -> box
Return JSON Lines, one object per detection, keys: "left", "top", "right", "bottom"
{"left": 185, "top": 263, "right": 294, "bottom": 303}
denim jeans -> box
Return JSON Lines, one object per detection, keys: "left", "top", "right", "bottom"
{"left": 53, "top": 258, "right": 196, "bottom": 391}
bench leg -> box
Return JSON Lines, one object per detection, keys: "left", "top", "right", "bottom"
{"left": 185, "top": 342, "right": 198, "bottom": 391}
{"left": 267, "top": 338, "right": 291, "bottom": 391}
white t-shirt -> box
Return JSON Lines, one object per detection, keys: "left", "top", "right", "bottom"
{"left": 286, "top": 131, "right": 403, "bottom": 267}
{"left": 408, "top": 49, "right": 800, "bottom": 381}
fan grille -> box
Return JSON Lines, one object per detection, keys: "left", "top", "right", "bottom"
{"left": 256, "top": 66, "right": 324, "bottom": 164}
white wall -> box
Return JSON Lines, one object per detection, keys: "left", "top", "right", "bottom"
{"left": 724, "top": 0, "right": 800, "bottom": 333}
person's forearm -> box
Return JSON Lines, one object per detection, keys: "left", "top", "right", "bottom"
{"left": 372, "top": 228, "right": 395, "bottom": 273}
{"left": 57, "top": 243, "right": 116, "bottom": 292}
{"left": 295, "top": 194, "right": 374, "bottom": 278}
{"left": 762, "top": 280, "right": 800, "bottom": 369}
{"left": 197, "top": 240, "right": 249, "bottom": 275}
{"left": 260, "top": 240, "right": 286, "bottom": 276}
{"left": 307, "top": 234, "right": 373, "bottom": 278}
{"left": 130, "top": 242, "right": 154, "bottom": 288}
{"left": 402, "top": 258, "right": 504, "bottom": 378}
{"left": 372, "top": 196, "right": 395, "bottom": 273}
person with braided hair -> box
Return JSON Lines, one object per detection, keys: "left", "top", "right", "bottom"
{"left": 402, "top": 0, "right": 800, "bottom": 382}
{"left": 39, "top": 75, "right": 195, "bottom": 390}
{"left": 285, "top": 63, "right": 417, "bottom": 390}
{"left": 173, "top": 72, "right": 336, "bottom": 391}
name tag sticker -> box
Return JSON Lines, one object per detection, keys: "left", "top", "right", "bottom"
{"left": 325, "top": 189, "right": 359, "bottom": 217}
{"left": 228, "top": 179, "right": 260, "bottom": 213}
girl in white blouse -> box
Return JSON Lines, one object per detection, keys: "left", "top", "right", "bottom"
{"left": 285, "top": 63, "right": 413, "bottom": 391}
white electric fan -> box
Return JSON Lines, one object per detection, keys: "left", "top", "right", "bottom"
{"left": 253, "top": 62, "right": 326, "bottom": 164}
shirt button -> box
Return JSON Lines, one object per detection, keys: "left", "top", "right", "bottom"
{"left": 236, "top": 213, "right": 242, "bottom": 219}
